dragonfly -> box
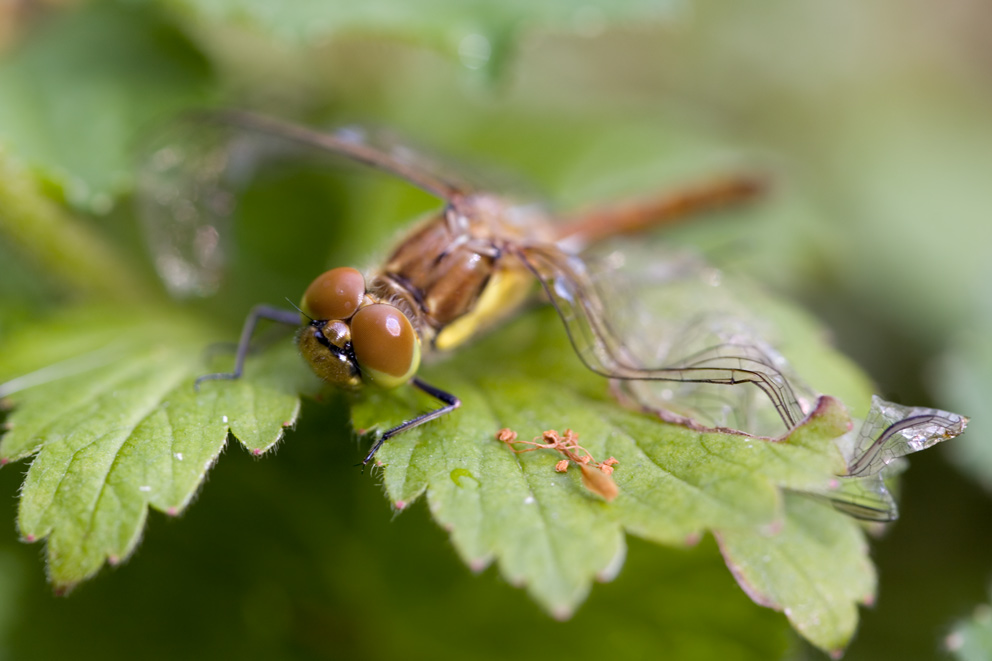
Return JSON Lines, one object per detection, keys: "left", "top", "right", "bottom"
{"left": 138, "top": 110, "right": 967, "bottom": 520}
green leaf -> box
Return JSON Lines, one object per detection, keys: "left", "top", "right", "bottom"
{"left": 353, "top": 306, "right": 871, "bottom": 652}
{"left": 0, "top": 286, "right": 879, "bottom": 652}
{"left": 0, "top": 310, "right": 311, "bottom": 589}
{"left": 0, "top": 420, "right": 796, "bottom": 661}
{"left": 151, "top": 0, "right": 686, "bottom": 88}
{"left": 716, "top": 495, "right": 875, "bottom": 656}
{"left": 947, "top": 592, "right": 992, "bottom": 661}
{"left": 160, "top": 0, "right": 682, "bottom": 49}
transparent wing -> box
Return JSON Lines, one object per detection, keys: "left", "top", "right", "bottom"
{"left": 842, "top": 395, "right": 968, "bottom": 477}
{"left": 813, "top": 395, "right": 967, "bottom": 521}
{"left": 815, "top": 474, "right": 901, "bottom": 523}
{"left": 136, "top": 117, "right": 243, "bottom": 297}
{"left": 203, "top": 110, "right": 478, "bottom": 201}
{"left": 516, "top": 242, "right": 812, "bottom": 437}
{"left": 516, "top": 241, "right": 969, "bottom": 521}
{"left": 135, "top": 111, "right": 482, "bottom": 297}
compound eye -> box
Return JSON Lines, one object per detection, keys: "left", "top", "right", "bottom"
{"left": 351, "top": 304, "right": 421, "bottom": 388}
{"left": 301, "top": 267, "right": 366, "bottom": 321}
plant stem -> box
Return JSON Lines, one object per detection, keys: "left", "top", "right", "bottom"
{"left": 0, "top": 146, "right": 152, "bottom": 302}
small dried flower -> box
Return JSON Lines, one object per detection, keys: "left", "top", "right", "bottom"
{"left": 496, "top": 428, "right": 518, "bottom": 442}
{"left": 496, "top": 427, "right": 619, "bottom": 500}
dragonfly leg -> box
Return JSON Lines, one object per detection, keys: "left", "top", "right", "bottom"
{"left": 362, "top": 377, "right": 461, "bottom": 465}
{"left": 195, "top": 305, "right": 300, "bottom": 390}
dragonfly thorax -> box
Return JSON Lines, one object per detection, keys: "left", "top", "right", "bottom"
{"left": 299, "top": 267, "right": 421, "bottom": 390}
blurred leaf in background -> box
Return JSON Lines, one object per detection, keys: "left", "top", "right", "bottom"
{"left": 947, "top": 589, "right": 992, "bottom": 661}
{"left": 1, "top": 1, "right": 991, "bottom": 660}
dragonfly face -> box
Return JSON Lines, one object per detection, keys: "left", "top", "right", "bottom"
{"left": 298, "top": 267, "right": 421, "bottom": 390}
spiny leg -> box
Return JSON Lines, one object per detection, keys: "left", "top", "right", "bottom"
{"left": 362, "top": 377, "right": 461, "bottom": 465}
{"left": 195, "top": 305, "right": 301, "bottom": 389}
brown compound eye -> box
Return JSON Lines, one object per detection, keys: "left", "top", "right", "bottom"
{"left": 301, "top": 267, "right": 366, "bottom": 321}
{"left": 350, "top": 304, "right": 421, "bottom": 388}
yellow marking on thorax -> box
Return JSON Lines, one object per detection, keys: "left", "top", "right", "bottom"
{"left": 434, "top": 266, "right": 533, "bottom": 351}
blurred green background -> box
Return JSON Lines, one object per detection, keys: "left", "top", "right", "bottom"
{"left": 1, "top": 1, "right": 991, "bottom": 659}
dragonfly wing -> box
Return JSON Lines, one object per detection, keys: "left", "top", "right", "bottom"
{"left": 516, "top": 243, "right": 811, "bottom": 436}
{"left": 136, "top": 117, "right": 246, "bottom": 297}
{"left": 517, "top": 242, "right": 970, "bottom": 522}
{"left": 802, "top": 474, "right": 900, "bottom": 522}
{"left": 203, "top": 110, "right": 478, "bottom": 202}
{"left": 136, "top": 111, "right": 489, "bottom": 297}
{"left": 793, "top": 396, "right": 966, "bottom": 521}
{"left": 842, "top": 395, "right": 968, "bottom": 477}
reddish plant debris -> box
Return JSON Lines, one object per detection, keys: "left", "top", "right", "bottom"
{"left": 496, "top": 428, "right": 518, "bottom": 442}
{"left": 578, "top": 463, "right": 619, "bottom": 502}
{"left": 496, "top": 428, "right": 619, "bottom": 502}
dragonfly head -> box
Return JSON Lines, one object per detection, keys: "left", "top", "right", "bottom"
{"left": 298, "top": 267, "right": 421, "bottom": 389}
